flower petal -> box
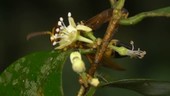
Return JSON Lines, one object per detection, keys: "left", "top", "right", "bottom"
{"left": 76, "top": 25, "right": 92, "bottom": 32}
{"left": 68, "top": 16, "right": 76, "bottom": 27}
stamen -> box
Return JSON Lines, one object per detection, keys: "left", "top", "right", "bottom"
{"left": 138, "top": 48, "right": 140, "bottom": 51}
{"left": 60, "top": 26, "right": 64, "bottom": 30}
{"left": 59, "top": 17, "right": 63, "bottom": 21}
{"left": 127, "top": 48, "right": 146, "bottom": 59}
{"left": 52, "top": 41, "right": 57, "bottom": 46}
{"left": 59, "top": 17, "right": 67, "bottom": 30}
{"left": 56, "top": 28, "right": 60, "bottom": 32}
{"left": 139, "top": 51, "right": 146, "bottom": 59}
{"left": 54, "top": 33, "right": 58, "bottom": 38}
{"left": 50, "top": 36, "right": 55, "bottom": 41}
{"left": 130, "top": 41, "right": 134, "bottom": 51}
{"left": 58, "top": 21, "right": 62, "bottom": 26}
{"left": 68, "top": 12, "right": 71, "bottom": 17}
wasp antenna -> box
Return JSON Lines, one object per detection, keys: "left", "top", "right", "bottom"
{"left": 26, "top": 31, "right": 51, "bottom": 40}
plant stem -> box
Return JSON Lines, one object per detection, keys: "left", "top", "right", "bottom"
{"left": 78, "top": 49, "right": 95, "bottom": 54}
{"left": 85, "top": 86, "right": 97, "bottom": 96}
{"left": 89, "top": 0, "right": 125, "bottom": 76}
{"left": 77, "top": 86, "right": 85, "bottom": 96}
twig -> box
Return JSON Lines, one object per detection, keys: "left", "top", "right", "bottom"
{"left": 89, "top": 0, "right": 125, "bottom": 76}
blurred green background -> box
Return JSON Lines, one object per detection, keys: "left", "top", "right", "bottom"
{"left": 0, "top": 0, "right": 170, "bottom": 96}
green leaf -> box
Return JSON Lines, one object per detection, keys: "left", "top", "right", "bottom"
{"left": 120, "top": 7, "right": 170, "bottom": 25}
{"left": 101, "top": 79, "right": 170, "bottom": 96}
{"left": 0, "top": 50, "right": 71, "bottom": 96}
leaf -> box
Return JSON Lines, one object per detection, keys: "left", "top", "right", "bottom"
{"left": 0, "top": 50, "right": 71, "bottom": 96}
{"left": 101, "top": 79, "right": 170, "bottom": 96}
{"left": 119, "top": 7, "right": 170, "bottom": 25}
{"left": 84, "top": 8, "right": 128, "bottom": 30}
{"left": 84, "top": 8, "right": 113, "bottom": 30}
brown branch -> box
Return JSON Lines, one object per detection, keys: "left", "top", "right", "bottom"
{"left": 88, "top": 0, "right": 124, "bottom": 76}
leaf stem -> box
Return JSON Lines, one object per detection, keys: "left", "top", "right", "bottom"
{"left": 85, "top": 86, "right": 97, "bottom": 96}
{"left": 78, "top": 49, "right": 95, "bottom": 54}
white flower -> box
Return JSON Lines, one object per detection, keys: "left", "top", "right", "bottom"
{"left": 110, "top": 41, "right": 146, "bottom": 59}
{"left": 49, "top": 12, "right": 94, "bottom": 49}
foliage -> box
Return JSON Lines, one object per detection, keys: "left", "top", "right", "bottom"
{"left": 0, "top": 51, "right": 71, "bottom": 96}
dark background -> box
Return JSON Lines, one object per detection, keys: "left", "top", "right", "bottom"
{"left": 1, "top": 0, "right": 170, "bottom": 96}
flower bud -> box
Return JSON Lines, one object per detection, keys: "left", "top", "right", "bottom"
{"left": 89, "top": 78, "right": 100, "bottom": 87}
{"left": 70, "top": 52, "right": 86, "bottom": 73}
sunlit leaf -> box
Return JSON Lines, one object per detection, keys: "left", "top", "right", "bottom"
{"left": 0, "top": 50, "right": 71, "bottom": 96}
{"left": 120, "top": 7, "right": 170, "bottom": 25}
{"left": 101, "top": 79, "right": 170, "bottom": 96}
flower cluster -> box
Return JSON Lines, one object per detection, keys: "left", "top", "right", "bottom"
{"left": 70, "top": 51, "right": 100, "bottom": 87}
